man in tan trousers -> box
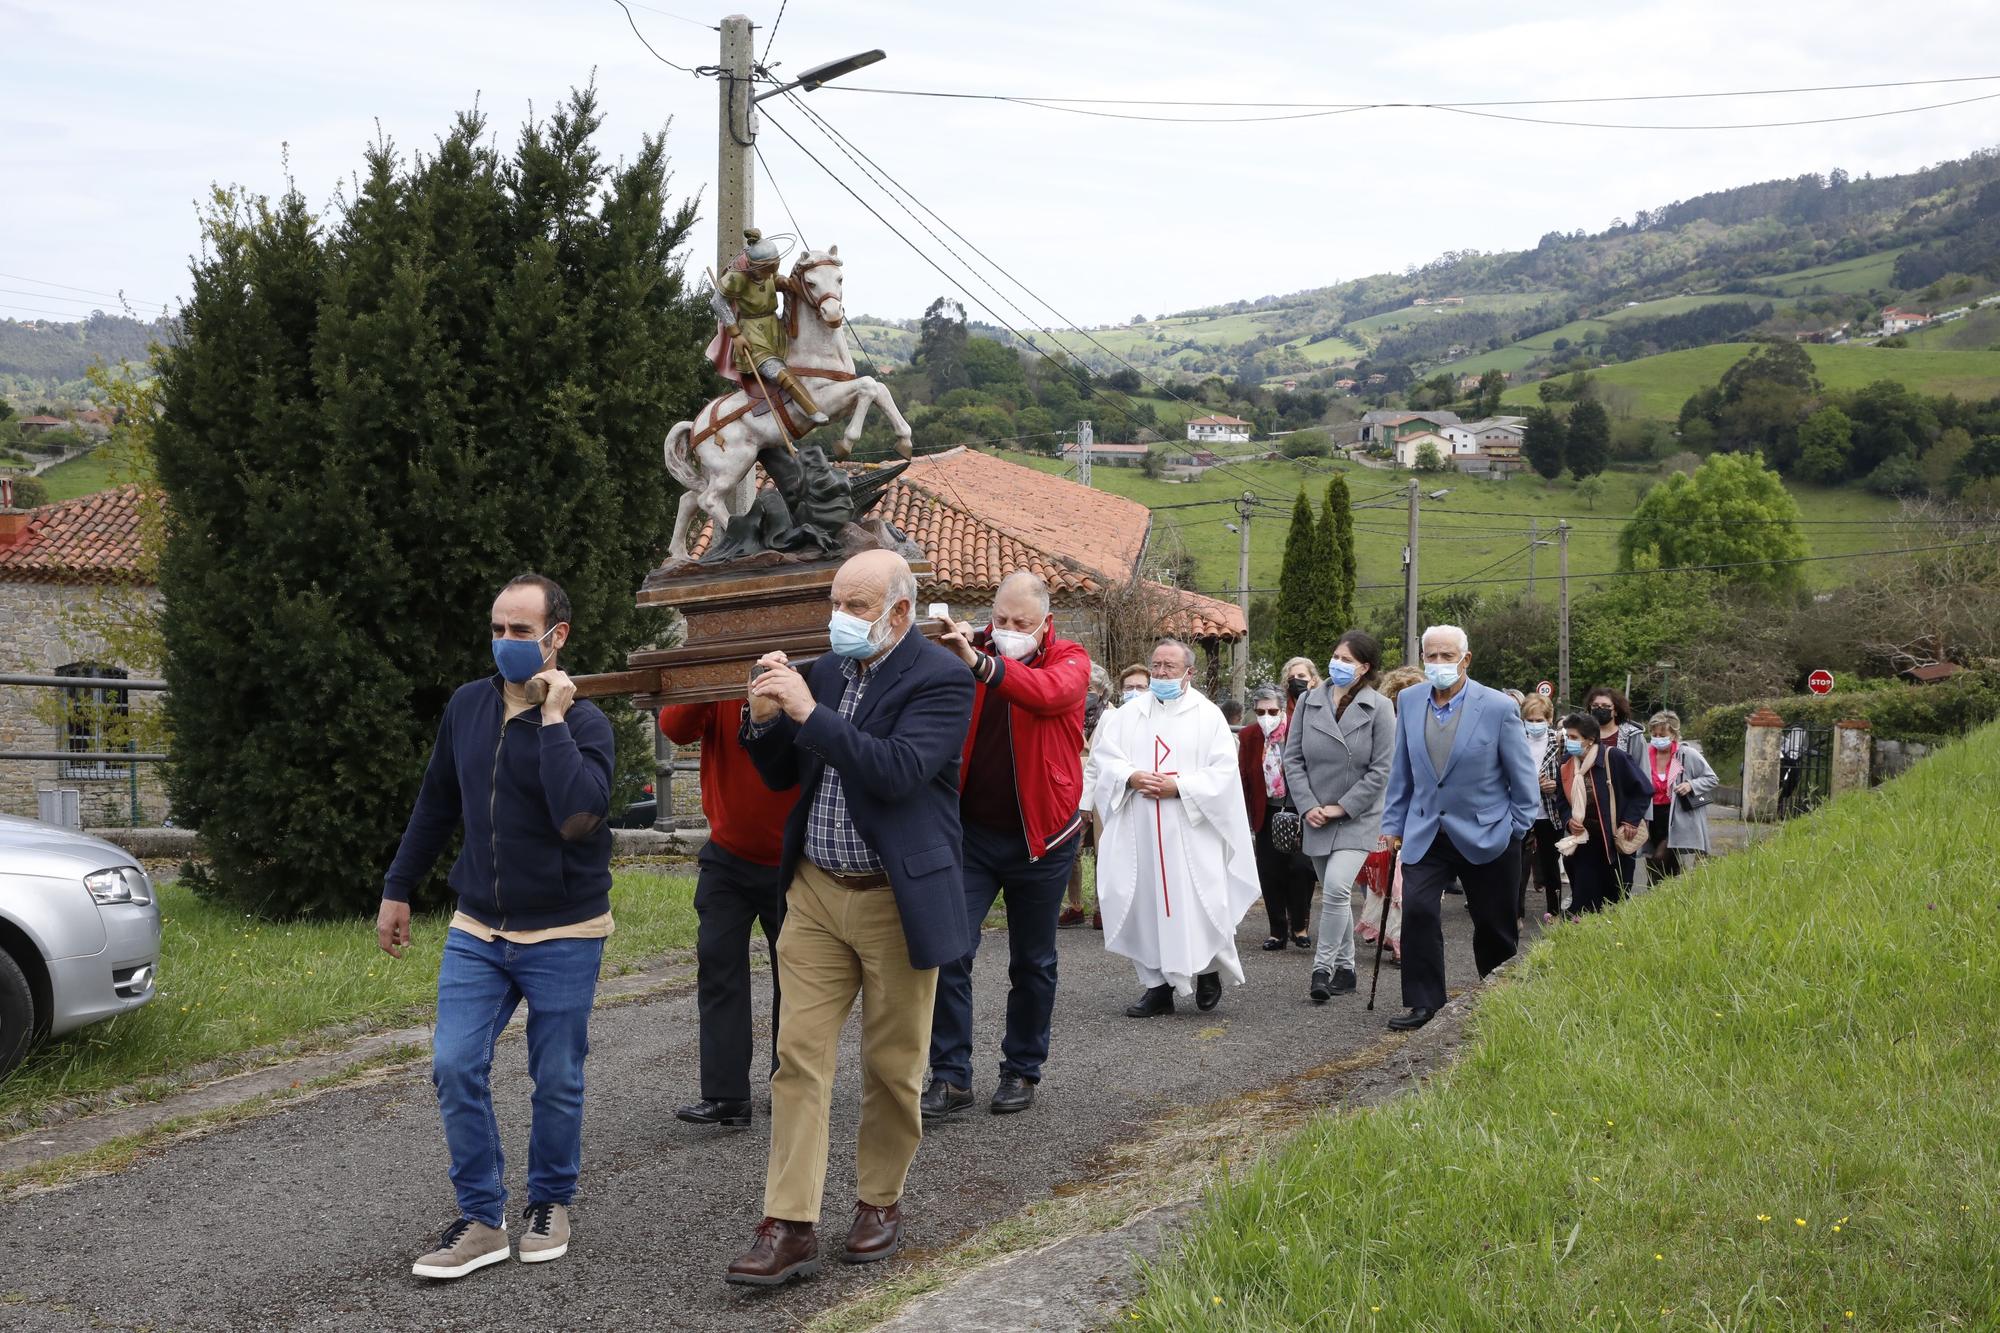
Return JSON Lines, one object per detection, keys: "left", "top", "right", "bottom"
{"left": 726, "top": 550, "right": 975, "bottom": 1285}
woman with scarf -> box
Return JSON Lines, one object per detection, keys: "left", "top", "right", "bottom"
{"left": 1241, "top": 683, "right": 1317, "bottom": 951}
{"left": 1520, "top": 694, "right": 1567, "bottom": 925}
{"left": 1554, "top": 712, "right": 1651, "bottom": 915}
{"left": 1642, "top": 710, "right": 1718, "bottom": 879}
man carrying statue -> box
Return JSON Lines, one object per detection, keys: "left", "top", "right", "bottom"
{"left": 707, "top": 227, "right": 832, "bottom": 427}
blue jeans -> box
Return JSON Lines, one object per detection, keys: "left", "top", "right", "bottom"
{"left": 432, "top": 928, "right": 604, "bottom": 1228}
{"left": 928, "top": 821, "right": 1079, "bottom": 1089}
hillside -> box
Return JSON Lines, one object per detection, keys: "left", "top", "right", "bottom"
{"left": 1499, "top": 343, "right": 2000, "bottom": 419}
{"left": 0, "top": 313, "right": 166, "bottom": 400}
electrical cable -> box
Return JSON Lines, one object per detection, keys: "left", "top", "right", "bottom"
{"left": 0, "top": 272, "right": 167, "bottom": 309}
{"left": 610, "top": 0, "right": 697, "bottom": 72}
{"left": 759, "top": 0, "right": 789, "bottom": 65}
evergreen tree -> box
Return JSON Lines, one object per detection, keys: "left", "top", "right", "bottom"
{"left": 1319, "top": 473, "right": 1355, "bottom": 633}
{"left": 1477, "top": 368, "right": 1506, "bottom": 417}
{"left": 1567, "top": 398, "right": 1611, "bottom": 480}
{"left": 1523, "top": 406, "right": 1566, "bottom": 483}
{"left": 153, "top": 90, "right": 707, "bottom": 917}
{"left": 1271, "top": 488, "right": 1320, "bottom": 665}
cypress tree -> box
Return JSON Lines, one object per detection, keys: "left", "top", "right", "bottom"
{"left": 1523, "top": 406, "right": 1568, "bottom": 484}
{"left": 154, "top": 89, "right": 707, "bottom": 917}
{"left": 1319, "top": 473, "right": 1355, "bottom": 635}
{"left": 1271, "top": 488, "right": 1319, "bottom": 666}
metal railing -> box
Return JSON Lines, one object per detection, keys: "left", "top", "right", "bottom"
{"left": 1, "top": 672, "right": 167, "bottom": 826}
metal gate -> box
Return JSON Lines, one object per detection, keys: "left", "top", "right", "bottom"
{"left": 1777, "top": 725, "right": 1832, "bottom": 818}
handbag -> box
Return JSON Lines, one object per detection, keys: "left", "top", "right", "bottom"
{"left": 1268, "top": 807, "right": 1304, "bottom": 854}
{"left": 1677, "top": 789, "right": 1711, "bottom": 812}
{"left": 1355, "top": 847, "right": 1394, "bottom": 894}
{"left": 1613, "top": 822, "right": 1648, "bottom": 856}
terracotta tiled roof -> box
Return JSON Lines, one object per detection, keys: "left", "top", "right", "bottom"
{"left": 1151, "top": 582, "right": 1247, "bottom": 640}
{"left": 17, "top": 414, "right": 67, "bottom": 428}
{"left": 1188, "top": 414, "right": 1251, "bottom": 427}
{"left": 0, "top": 485, "right": 151, "bottom": 584}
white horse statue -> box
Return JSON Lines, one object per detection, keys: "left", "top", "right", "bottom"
{"left": 664, "top": 245, "right": 914, "bottom": 561}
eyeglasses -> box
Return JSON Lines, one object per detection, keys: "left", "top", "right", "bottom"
{"left": 1253, "top": 708, "right": 1281, "bottom": 717}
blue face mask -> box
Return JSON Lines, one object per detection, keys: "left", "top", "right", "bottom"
{"left": 1423, "top": 661, "right": 1460, "bottom": 691}
{"left": 1525, "top": 722, "right": 1549, "bottom": 740}
{"left": 1150, "top": 677, "right": 1183, "bottom": 703}
{"left": 1327, "top": 658, "right": 1359, "bottom": 688}
{"left": 492, "top": 626, "right": 556, "bottom": 683}
{"left": 1121, "top": 689, "right": 1142, "bottom": 705}
{"left": 1563, "top": 738, "right": 1585, "bottom": 756}
{"left": 828, "top": 607, "right": 888, "bottom": 659}
{"left": 1650, "top": 735, "right": 1675, "bottom": 751}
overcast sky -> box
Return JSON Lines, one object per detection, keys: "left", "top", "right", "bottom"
{"left": 7, "top": 0, "right": 2000, "bottom": 330}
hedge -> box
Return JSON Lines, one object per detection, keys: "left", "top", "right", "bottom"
{"left": 1690, "top": 669, "right": 2000, "bottom": 762}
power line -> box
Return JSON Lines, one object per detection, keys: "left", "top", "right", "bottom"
{"left": 610, "top": 0, "right": 697, "bottom": 72}
{"left": 1430, "top": 89, "right": 2000, "bottom": 133}
{"left": 759, "top": 0, "right": 789, "bottom": 65}
{"left": 0, "top": 272, "right": 169, "bottom": 311}
{"left": 1369, "top": 534, "right": 2000, "bottom": 590}
{"left": 625, "top": 1, "right": 715, "bottom": 29}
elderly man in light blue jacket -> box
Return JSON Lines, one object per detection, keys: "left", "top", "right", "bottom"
{"left": 1379, "top": 624, "right": 1540, "bottom": 1031}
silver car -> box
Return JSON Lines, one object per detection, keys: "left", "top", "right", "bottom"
{"left": 0, "top": 815, "right": 162, "bottom": 1079}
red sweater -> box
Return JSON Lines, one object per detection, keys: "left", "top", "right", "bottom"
{"left": 957, "top": 629, "right": 1091, "bottom": 860}
{"left": 658, "top": 699, "right": 798, "bottom": 866}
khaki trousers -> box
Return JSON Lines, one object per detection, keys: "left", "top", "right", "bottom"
{"left": 764, "top": 862, "right": 938, "bottom": 1223}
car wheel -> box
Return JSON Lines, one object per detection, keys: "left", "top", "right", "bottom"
{"left": 0, "top": 947, "right": 35, "bottom": 1080}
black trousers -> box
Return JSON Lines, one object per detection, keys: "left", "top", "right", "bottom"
{"left": 1566, "top": 842, "right": 1623, "bottom": 915}
{"left": 1253, "top": 815, "right": 1317, "bottom": 939}
{"left": 1526, "top": 817, "right": 1563, "bottom": 917}
{"left": 1400, "top": 828, "right": 1521, "bottom": 1013}
{"left": 693, "top": 841, "right": 787, "bottom": 1103}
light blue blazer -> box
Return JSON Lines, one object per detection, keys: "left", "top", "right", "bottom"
{"left": 1380, "top": 678, "right": 1540, "bottom": 865}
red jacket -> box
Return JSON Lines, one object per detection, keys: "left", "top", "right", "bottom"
{"left": 659, "top": 699, "right": 798, "bottom": 866}
{"left": 1238, "top": 723, "right": 1269, "bottom": 834}
{"left": 957, "top": 629, "right": 1091, "bottom": 860}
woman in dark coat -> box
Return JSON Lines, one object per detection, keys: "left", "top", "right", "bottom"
{"left": 1241, "top": 684, "right": 1316, "bottom": 949}
{"left": 1555, "top": 712, "right": 1651, "bottom": 915}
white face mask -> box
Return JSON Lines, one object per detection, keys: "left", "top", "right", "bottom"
{"left": 991, "top": 625, "right": 1040, "bottom": 661}
{"left": 1255, "top": 712, "right": 1281, "bottom": 734}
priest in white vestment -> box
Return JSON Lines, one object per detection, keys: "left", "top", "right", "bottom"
{"left": 1089, "top": 639, "right": 1262, "bottom": 1016}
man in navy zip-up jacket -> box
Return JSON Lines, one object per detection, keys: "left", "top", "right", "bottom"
{"left": 377, "top": 574, "right": 615, "bottom": 1281}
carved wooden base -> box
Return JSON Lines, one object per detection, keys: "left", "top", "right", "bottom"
{"left": 630, "top": 555, "right": 942, "bottom": 708}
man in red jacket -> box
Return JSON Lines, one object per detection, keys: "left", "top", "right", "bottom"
{"left": 921, "top": 571, "right": 1090, "bottom": 1118}
{"left": 659, "top": 700, "right": 800, "bottom": 1128}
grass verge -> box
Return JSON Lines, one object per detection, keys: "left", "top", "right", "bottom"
{"left": 1132, "top": 722, "right": 2000, "bottom": 1330}
{"left": 0, "top": 870, "right": 696, "bottom": 1130}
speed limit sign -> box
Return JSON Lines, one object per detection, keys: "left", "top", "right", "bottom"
{"left": 1535, "top": 680, "right": 1554, "bottom": 699}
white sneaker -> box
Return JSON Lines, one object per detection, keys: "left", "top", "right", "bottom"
{"left": 519, "top": 1201, "right": 570, "bottom": 1263}
{"left": 411, "top": 1217, "right": 510, "bottom": 1279}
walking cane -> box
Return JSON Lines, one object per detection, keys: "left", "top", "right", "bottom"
{"left": 1366, "top": 838, "right": 1399, "bottom": 1012}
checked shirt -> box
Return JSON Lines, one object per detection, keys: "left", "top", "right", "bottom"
{"left": 802, "top": 655, "right": 886, "bottom": 874}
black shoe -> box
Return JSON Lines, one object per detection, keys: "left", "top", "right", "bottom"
{"left": 989, "top": 1073, "right": 1036, "bottom": 1115}
{"left": 1195, "top": 971, "right": 1222, "bottom": 1012}
{"left": 1124, "top": 984, "right": 1175, "bottom": 1017}
{"left": 676, "top": 1097, "right": 752, "bottom": 1127}
{"left": 919, "top": 1077, "right": 975, "bottom": 1119}
{"left": 1330, "top": 967, "right": 1357, "bottom": 995}
{"left": 1309, "top": 968, "right": 1333, "bottom": 1005}
{"left": 1261, "top": 936, "right": 1286, "bottom": 951}
{"left": 1290, "top": 934, "right": 1312, "bottom": 950}
{"left": 1387, "top": 1006, "right": 1436, "bottom": 1031}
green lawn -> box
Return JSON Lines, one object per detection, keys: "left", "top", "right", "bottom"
{"left": 1133, "top": 720, "right": 2000, "bottom": 1330}
{"left": 1901, "top": 306, "right": 2000, "bottom": 351}
{"left": 1006, "top": 452, "right": 1901, "bottom": 608}
{"left": 0, "top": 870, "right": 698, "bottom": 1129}
{"left": 1440, "top": 296, "right": 1774, "bottom": 379}
{"left": 1501, "top": 343, "right": 2000, "bottom": 419}
{"left": 34, "top": 450, "right": 124, "bottom": 503}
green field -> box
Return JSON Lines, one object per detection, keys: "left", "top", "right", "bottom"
{"left": 1440, "top": 295, "right": 1775, "bottom": 378}
{"left": 1005, "top": 452, "right": 1902, "bottom": 609}
{"left": 1133, "top": 719, "right": 2000, "bottom": 1330}
{"left": 1501, "top": 342, "right": 2000, "bottom": 419}
{"left": 33, "top": 450, "right": 123, "bottom": 502}
{"left": 1759, "top": 245, "right": 1908, "bottom": 296}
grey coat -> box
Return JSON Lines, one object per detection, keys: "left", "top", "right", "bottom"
{"left": 1659, "top": 741, "right": 1719, "bottom": 853}
{"left": 1282, "top": 682, "right": 1395, "bottom": 856}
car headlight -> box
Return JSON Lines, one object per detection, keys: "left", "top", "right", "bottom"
{"left": 84, "top": 866, "right": 154, "bottom": 907}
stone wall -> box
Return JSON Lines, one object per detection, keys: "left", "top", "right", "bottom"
{"left": 0, "top": 580, "right": 170, "bottom": 825}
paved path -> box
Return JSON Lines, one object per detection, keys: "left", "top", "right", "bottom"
{"left": 3, "top": 897, "right": 1502, "bottom": 1331}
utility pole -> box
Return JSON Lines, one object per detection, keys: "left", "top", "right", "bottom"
{"left": 1232, "top": 491, "right": 1254, "bottom": 703}
{"left": 715, "top": 14, "right": 757, "bottom": 277}
{"left": 1527, "top": 517, "right": 1538, "bottom": 597}
{"left": 1557, "top": 520, "right": 1572, "bottom": 708}
{"left": 1076, "top": 418, "right": 1093, "bottom": 487}
{"left": 1403, "top": 477, "right": 1420, "bottom": 667}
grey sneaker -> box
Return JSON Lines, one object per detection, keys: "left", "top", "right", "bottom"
{"left": 519, "top": 1201, "right": 570, "bottom": 1263}
{"left": 411, "top": 1216, "right": 510, "bottom": 1279}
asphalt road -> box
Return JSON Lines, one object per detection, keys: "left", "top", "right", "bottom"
{"left": 3, "top": 891, "right": 1501, "bottom": 1332}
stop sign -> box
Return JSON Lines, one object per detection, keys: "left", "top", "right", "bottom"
{"left": 1536, "top": 680, "right": 1554, "bottom": 698}
{"left": 1807, "top": 669, "right": 1834, "bottom": 696}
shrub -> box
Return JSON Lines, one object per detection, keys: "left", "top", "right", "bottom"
{"left": 1689, "top": 669, "right": 2000, "bottom": 758}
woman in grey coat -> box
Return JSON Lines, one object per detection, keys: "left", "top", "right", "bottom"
{"left": 1641, "top": 710, "right": 1719, "bottom": 876}
{"left": 1282, "top": 629, "right": 1396, "bottom": 1004}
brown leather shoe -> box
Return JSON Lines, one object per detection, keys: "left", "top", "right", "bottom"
{"left": 842, "top": 1200, "right": 903, "bottom": 1264}
{"left": 724, "top": 1217, "right": 819, "bottom": 1286}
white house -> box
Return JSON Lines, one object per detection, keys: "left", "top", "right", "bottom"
{"left": 1881, "top": 307, "right": 1931, "bottom": 336}
{"left": 1394, "top": 430, "right": 1456, "bottom": 469}
{"left": 1186, "top": 414, "right": 1252, "bottom": 444}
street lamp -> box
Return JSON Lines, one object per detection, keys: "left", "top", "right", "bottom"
{"left": 754, "top": 49, "right": 886, "bottom": 102}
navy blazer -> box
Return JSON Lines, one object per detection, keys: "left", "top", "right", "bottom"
{"left": 742, "top": 629, "right": 976, "bottom": 970}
